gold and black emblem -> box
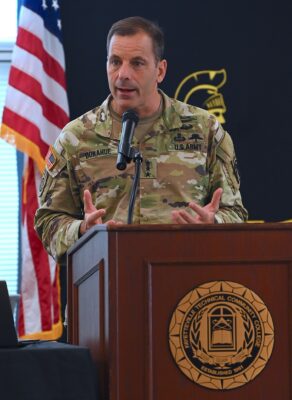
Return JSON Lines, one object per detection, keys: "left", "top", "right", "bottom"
{"left": 169, "top": 281, "right": 274, "bottom": 390}
{"left": 175, "top": 69, "right": 227, "bottom": 124}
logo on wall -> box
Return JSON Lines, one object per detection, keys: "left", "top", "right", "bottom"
{"left": 169, "top": 281, "right": 274, "bottom": 390}
{"left": 175, "top": 69, "right": 227, "bottom": 124}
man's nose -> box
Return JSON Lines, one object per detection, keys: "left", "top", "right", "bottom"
{"left": 118, "top": 62, "right": 131, "bottom": 80}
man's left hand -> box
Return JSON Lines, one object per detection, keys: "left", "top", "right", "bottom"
{"left": 171, "top": 188, "right": 223, "bottom": 224}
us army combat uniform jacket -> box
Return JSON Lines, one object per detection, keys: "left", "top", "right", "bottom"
{"left": 35, "top": 90, "right": 248, "bottom": 261}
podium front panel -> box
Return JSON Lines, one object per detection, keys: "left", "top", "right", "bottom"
{"left": 67, "top": 224, "right": 292, "bottom": 400}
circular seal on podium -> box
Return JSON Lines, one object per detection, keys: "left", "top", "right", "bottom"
{"left": 169, "top": 281, "right": 274, "bottom": 390}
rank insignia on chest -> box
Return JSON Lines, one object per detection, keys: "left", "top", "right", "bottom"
{"left": 141, "top": 159, "right": 157, "bottom": 179}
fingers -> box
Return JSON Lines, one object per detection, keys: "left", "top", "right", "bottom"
{"left": 83, "top": 189, "right": 96, "bottom": 213}
{"left": 80, "top": 190, "right": 123, "bottom": 235}
{"left": 106, "top": 220, "right": 123, "bottom": 226}
{"left": 86, "top": 209, "right": 106, "bottom": 226}
{"left": 188, "top": 201, "right": 208, "bottom": 220}
{"left": 210, "top": 188, "right": 223, "bottom": 210}
{"left": 79, "top": 208, "right": 106, "bottom": 235}
{"left": 171, "top": 210, "right": 185, "bottom": 224}
{"left": 172, "top": 210, "right": 197, "bottom": 224}
{"left": 173, "top": 187, "right": 224, "bottom": 224}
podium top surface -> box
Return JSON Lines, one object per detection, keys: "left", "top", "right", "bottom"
{"left": 67, "top": 222, "right": 292, "bottom": 256}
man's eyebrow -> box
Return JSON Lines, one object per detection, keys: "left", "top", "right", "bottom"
{"left": 131, "top": 56, "right": 147, "bottom": 62}
{"left": 108, "top": 54, "right": 120, "bottom": 60}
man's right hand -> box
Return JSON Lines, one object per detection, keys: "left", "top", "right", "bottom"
{"left": 79, "top": 189, "right": 120, "bottom": 235}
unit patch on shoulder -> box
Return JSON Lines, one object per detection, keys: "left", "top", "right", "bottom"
{"left": 232, "top": 157, "right": 240, "bottom": 184}
{"left": 38, "top": 170, "right": 48, "bottom": 196}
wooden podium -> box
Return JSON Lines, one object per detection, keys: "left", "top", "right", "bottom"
{"left": 67, "top": 224, "right": 291, "bottom": 400}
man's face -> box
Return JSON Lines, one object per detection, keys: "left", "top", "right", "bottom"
{"left": 107, "top": 31, "right": 167, "bottom": 117}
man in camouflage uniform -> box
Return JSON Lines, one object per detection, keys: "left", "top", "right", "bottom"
{"left": 35, "top": 16, "right": 248, "bottom": 262}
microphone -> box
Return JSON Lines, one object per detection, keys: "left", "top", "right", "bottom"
{"left": 116, "top": 109, "right": 139, "bottom": 170}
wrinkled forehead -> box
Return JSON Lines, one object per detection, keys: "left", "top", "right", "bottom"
{"left": 108, "top": 32, "right": 156, "bottom": 58}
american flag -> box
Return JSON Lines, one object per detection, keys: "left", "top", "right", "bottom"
{"left": 0, "top": 0, "right": 69, "bottom": 339}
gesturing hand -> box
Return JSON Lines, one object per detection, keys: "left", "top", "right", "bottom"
{"left": 79, "top": 189, "right": 120, "bottom": 235}
{"left": 171, "top": 188, "right": 223, "bottom": 224}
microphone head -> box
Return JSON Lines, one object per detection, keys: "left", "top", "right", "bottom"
{"left": 122, "top": 109, "right": 139, "bottom": 125}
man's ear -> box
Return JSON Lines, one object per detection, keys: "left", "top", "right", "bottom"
{"left": 157, "top": 59, "right": 167, "bottom": 84}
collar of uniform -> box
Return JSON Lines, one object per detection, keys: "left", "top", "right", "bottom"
{"left": 93, "top": 94, "right": 113, "bottom": 138}
{"left": 158, "top": 89, "right": 194, "bottom": 132}
{"left": 94, "top": 91, "right": 195, "bottom": 138}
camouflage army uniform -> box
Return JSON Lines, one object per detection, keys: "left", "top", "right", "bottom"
{"left": 35, "top": 90, "right": 248, "bottom": 261}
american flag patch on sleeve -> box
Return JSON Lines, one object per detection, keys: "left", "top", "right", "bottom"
{"left": 45, "top": 146, "right": 58, "bottom": 170}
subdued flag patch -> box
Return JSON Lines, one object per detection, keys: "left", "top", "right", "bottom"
{"left": 45, "top": 146, "right": 57, "bottom": 170}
